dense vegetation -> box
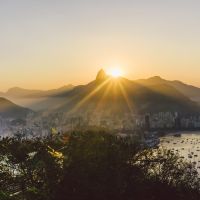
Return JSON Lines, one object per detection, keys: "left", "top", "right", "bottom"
{"left": 0, "top": 130, "right": 200, "bottom": 200}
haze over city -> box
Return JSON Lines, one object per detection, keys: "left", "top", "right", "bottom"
{"left": 1, "top": 0, "right": 200, "bottom": 91}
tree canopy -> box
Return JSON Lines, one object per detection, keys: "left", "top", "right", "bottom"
{"left": 0, "top": 130, "right": 200, "bottom": 200}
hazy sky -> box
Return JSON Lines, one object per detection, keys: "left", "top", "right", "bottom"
{"left": 1, "top": 0, "right": 200, "bottom": 91}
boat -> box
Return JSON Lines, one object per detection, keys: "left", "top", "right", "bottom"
{"left": 173, "top": 133, "right": 181, "bottom": 137}
{"left": 188, "top": 155, "right": 192, "bottom": 159}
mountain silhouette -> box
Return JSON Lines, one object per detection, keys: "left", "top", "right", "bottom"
{"left": 48, "top": 70, "right": 199, "bottom": 115}
{"left": 4, "top": 85, "right": 74, "bottom": 98}
{"left": 96, "top": 69, "right": 108, "bottom": 81}
{"left": 0, "top": 98, "right": 32, "bottom": 119}
{"left": 1, "top": 71, "right": 200, "bottom": 115}
{"left": 136, "top": 76, "right": 200, "bottom": 103}
{"left": 0, "top": 85, "right": 74, "bottom": 111}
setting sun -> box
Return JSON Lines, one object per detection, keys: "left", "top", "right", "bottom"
{"left": 107, "top": 68, "right": 123, "bottom": 78}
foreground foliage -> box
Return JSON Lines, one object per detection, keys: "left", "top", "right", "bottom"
{"left": 0, "top": 130, "right": 200, "bottom": 200}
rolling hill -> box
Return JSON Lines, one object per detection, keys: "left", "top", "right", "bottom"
{"left": 0, "top": 85, "right": 74, "bottom": 111}
{"left": 48, "top": 69, "right": 200, "bottom": 116}
{"left": 0, "top": 98, "right": 32, "bottom": 119}
{"left": 136, "top": 76, "right": 200, "bottom": 103}
{"left": 4, "top": 84, "right": 74, "bottom": 98}
{"left": 1, "top": 70, "right": 200, "bottom": 116}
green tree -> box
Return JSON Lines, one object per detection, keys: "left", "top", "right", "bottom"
{"left": 0, "top": 130, "right": 200, "bottom": 200}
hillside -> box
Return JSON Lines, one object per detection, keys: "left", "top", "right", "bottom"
{"left": 136, "top": 76, "right": 200, "bottom": 102}
{"left": 0, "top": 98, "right": 32, "bottom": 119}
{"left": 50, "top": 70, "right": 199, "bottom": 115}
{"left": 0, "top": 85, "right": 74, "bottom": 111}
{"left": 1, "top": 71, "right": 200, "bottom": 115}
{"left": 4, "top": 85, "right": 74, "bottom": 98}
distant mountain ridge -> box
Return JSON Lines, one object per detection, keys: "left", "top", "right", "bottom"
{"left": 45, "top": 70, "right": 200, "bottom": 115}
{"left": 136, "top": 76, "right": 200, "bottom": 102}
{"left": 0, "top": 97, "right": 32, "bottom": 119}
{"left": 1, "top": 72, "right": 200, "bottom": 114}
{"left": 3, "top": 84, "right": 74, "bottom": 98}
{"left": 0, "top": 85, "right": 74, "bottom": 111}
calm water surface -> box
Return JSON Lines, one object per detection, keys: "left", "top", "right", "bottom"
{"left": 160, "top": 131, "right": 200, "bottom": 173}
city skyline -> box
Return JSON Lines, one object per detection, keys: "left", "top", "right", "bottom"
{"left": 1, "top": 0, "right": 200, "bottom": 91}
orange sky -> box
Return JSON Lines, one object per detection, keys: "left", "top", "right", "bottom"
{"left": 1, "top": 1, "right": 200, "bottom": 91}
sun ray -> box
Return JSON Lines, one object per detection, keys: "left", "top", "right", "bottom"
{"left": 107, "top": 68, "right": 123, "bottom": 78}
{"left": 69, "top": 78, "right": 111, "bottom": 114}
{"left": 118, "top": 81, "right": 134, "bottom": 114}
{"left": 92, "top": 80, "right": 113, "bottom": 113}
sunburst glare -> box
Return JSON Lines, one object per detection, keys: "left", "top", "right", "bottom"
{"left": 107, "top": 68, "right": 123, "bottom": 78}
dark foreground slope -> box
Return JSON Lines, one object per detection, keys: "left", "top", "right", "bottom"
{"left": 1, "top": 130, "right": 200, "bottom": 200}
